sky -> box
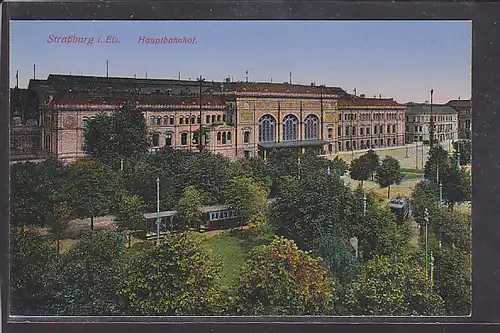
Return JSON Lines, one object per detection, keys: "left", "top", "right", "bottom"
{"left": 10, "top": 20, "right": 471, "bottom": 104}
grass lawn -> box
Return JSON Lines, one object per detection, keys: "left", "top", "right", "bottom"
{"left": 203, "top": 231, "right": 247, "bottom": 290}
{"left": 403, "top": 172, "right": 423, "bottom": 180}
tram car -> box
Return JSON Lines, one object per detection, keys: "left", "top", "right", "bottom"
{"left": 201, "top": 205, "right": 240, "bottom": 230}
{"left": 386, "top": 196, "right": 411, "bottom": 223}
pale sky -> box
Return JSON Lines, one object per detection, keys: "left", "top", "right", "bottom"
{"left": 10, "top": 20, "right": 471, "bottom": 104}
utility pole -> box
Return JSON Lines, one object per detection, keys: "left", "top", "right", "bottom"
{"left": 430, "top": 251, "right": 435, "bottom": 286}
{"left": 424, "top": 208, "right": 429, "bottom": 272}
{"left": 156, "top": 177, "right": 160, "bottom": 246}
{"left": 439, "top": 182, "right": 443, "bottom": 204}
{"left": 363, "top": 194, "right": 367, "bottom": 216}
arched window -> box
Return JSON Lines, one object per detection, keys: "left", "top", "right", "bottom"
{"left": 282, "top": 114, "right": 298, "bottom": 141}
{"left": 327, "top": 128, "right": 333, "bottom": 139}
{"left": 151, "top": 116, "right": 155, "bottom": 125}
{"left": 191, "top": 116, "right": 196, "bottom": 124}
{"left": 259, "top": 115, "right": 276, "bottom": 142}
{"left": 165, "top": 133, "right": 172, "bottom": 146}
{"left": 169, "top": 116, "right": 174, "bottom": 125}
{"left": 152, "top": 133, "right": 160, "bottom": 147}
{"left": 82, "top": 117, "right": 89, "bottom": 129}
{"left": 217, "top": 115, "right": 221, "bottom": 122}
{"left": 222, "top": 132, "right": 227, "bottom": 144}
{"left": 206, "top": 115, "right": 210, "bottom": 123}
{"left": 181, "top": 133, "right": 188, "bottom": 145}
{"left": 217, "top": 132, "right": 221, "bottom": 144}
{"left": 212, "top": 115, "right": 216, "bottom": 123}
{"left": 227, "top": 132, "right": 232, "bottom": 142}
{"left": 179, "top": 117, "right": 184, "bottom": 125}
{"left": 304, "top": 114, "right": 319, "bottom": 140}
{"left": 163, "top": 116, "right": 169, "bottom": 125}
{"left": 387, "top": 124, "right": 391, "bottom": 133}
{"left": 244, "top": 131, "right": 250, "bottom": 143}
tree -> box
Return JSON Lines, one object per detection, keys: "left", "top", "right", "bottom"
{"left": 364, "top": 149, "right": 380, "bottom": 180}
{"left": 84, "top": 103, "right": 149, "bottom": 161}
{"left": 410, "top": 181, "right": 440, "bottom": 228}
{"left": 349, "top": 155, "right": 371, "bottom": 187}
{"left": 433, "top": 247, "right": 471, "bottom": 315}
{"left": 119, "top": 232, "right": 221, "bottom": 315}
{"left": 433, "top": 207, "right": 471, "bottom": 252}
{"left": 424, "top": 145, "right": 450, "bottom": 185}
{"left": 10, "top": 159, "right": 70, "bottom": 227}
{"left": 453, "top": 139, "right": 471, "bottom": 166}
{"left": 345, "top": 254, "right": 444, "bottom": 316}
{"left": 442, "top": 164, "right": 472, "bottom": 206}
{"left": 229, "top": 236, "right": 335, "bottom": 315}
{"left": 330, "top": 156, "right": 349, "bottom": 176}
{"left": 353, "top": 205, "right": 411, "bottom": 260}
{"left": 67, "top": 158, "right": 124, "bottom": 230}
{"left": 54, "top": 230, "right": 124, "bottom": 315}
{"left": 375, "top": 156, "right": 404, "bottom": 199}
{"left": 176, "top": 185, "right": 203, "bottom": 229}
{"left": 115, "top": 193, "right": 147, "bottom": 232}
{"left": 47, "top": 202, "right": 74, "bottom": 255}
{"left": 10, "top": 227, "right": 58, "bottom": 315}
{"left": 224, "top": 176, "right": 269, "bottom": 225}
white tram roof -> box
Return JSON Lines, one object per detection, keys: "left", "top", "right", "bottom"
{"left": 143, "top": 204, "right": 232, "bottom": 219}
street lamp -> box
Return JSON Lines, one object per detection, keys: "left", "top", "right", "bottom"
{"left": 156, "top": 176, "right": 160, "bottom": 246}
{"left": 424, "top": 208, "right": 429, "bottom": 271}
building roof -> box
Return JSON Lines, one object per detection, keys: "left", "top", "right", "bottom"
{"left": 51, "top": 90, "right": 228, "bottom": 108}
{"left": 219, "top": 82, "right": 346, "bottom": 96}
{"left": 405, "top": 103, "right": 457, "bottom": 115}
{"left": 338, "top": 94, "right": 402, "bottom": 107}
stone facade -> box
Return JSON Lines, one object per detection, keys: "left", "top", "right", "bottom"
{"left": 405, "top": 103, "right": 458, "bottom": 148}
{"left": 447, "top": 99, "right": 472, "bottom": 140}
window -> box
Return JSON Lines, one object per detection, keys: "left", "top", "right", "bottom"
{"left": 227, "top": 132, "right": 232, "bottom": 142}
{"left": 191, "top": 116, "right": 196, "bottom": 124}
{"left": 217, "top": 132, "right": 222, "bottom": 144}
{"left": 197, "top": 116, "right": 201, "bottom": 124}
{"left": 366, "top": 140, "right": 370, "bottom": 148}
{"left": 181, "top": 133, "right": 188, "bottom": 145}
{"left": 217, "top": 115, "right": 221, "bottom": 122}
{"left": 244, "top": 150, "right": 250, "bottom": 159}
{"left": 414, "top": 136, "right": 418, "bottom": 142}
{"left": 353, "top": 141, "right": 357, "bottom": 150}
{"left": 339, "top": 114, "right": 342, "bottom": 121}
{"left": 419, "top": 136, "right": 423, "bottom": 141}
{"left": 361, "top": 140, "right": 365, "bottom": 149}
{"left": 304, "top": 114, "right": 319, "bottom": 140}
{"left": 393, "top": 125, "right": 396, "bottom": 133}
{"left": 338, "top": 126, "right": 342, "bottom": 136}
{"left": 151, "top": 116, "right": 155, "bottom": 125}
{"left": 360, "top": 127, "right": 364, "bottom": 136}
{"left": 212, "top": 115, "right": 216, "bottom": 123}
{"left": 414, "top": 126, "right": 418, "bottom": 132}
{"left": 338, "top": 141, "right": 342, "bottom": 151}
{"left": 328, "top": 128, "right": 333, "bottom": 139}
{"left": 170, "top": 117, "right": 174, "bottom": 125}
{"left": 366, "top": 127, "right": 370, "bottom": 135}
{"left": 282, "top": 114, "right": 298, "bottom": 141}
{"left": 352, "top": 127, "right": 356, "bottom": 136}
{"left": 393, "top": 138, "right": 396, "bottom": 145}
{"left": 82, "top": 118, "right": 89, "bottom": 129}
{"left": 374, "top": 126, "right": 378, "bottom": 135}
{"left": 346, "top": 141, "right": 350, "bottom": 150}
{"left": 165, "top": 133, "right": 172, "bottom": 146}
{"left": 381, "top": 139, "right": 384, "bottom": 146}
{"left": 346, "top": 126, "right": 350, "bottom": 136}
{"left": 244, "top": 131, "right": 250, "bottom": 143}
{"left": 387, "top": 125, "right": 391, "bottom": 133}
{"left": 206, "top": 115, "right": 211, "bottom": 123}
{"left": 152, "top": 133, "right": 160, "bottom": 147}
{"left": 179, "top": 117, "right": 184, "bottom": 125}
{"left": 164, "top": 116, "right": 169, "bottom": 125}
{"left": 157, "top": 117, "right": 161, "bottom": 125}
{"left": 259, "top": 115, "right": 276, "bottom": 142}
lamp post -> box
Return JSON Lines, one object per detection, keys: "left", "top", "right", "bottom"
{"left": 297, "top": 155, "right": 301, "bottom": 180}
{"left": 439, "top": 182, "right": 443, "bottom": 204}
{"left": 363, "top": 194, "right": 367, "bottom": 216}
{"left": 424, "top": 208, "right": 429, "bottom": 271}
{"left": 430, "top": 251, "right": 435, "bottom": 287}
{"left": 156, "top": 177, "right": 160, "bottom": 246}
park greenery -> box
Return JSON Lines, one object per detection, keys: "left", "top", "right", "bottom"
{"left": 10, "top": 105, "right": 471, "bottom": 316}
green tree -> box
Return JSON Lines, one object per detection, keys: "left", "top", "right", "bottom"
{"left": 115, "top": 193, "right": 147, "bottom": 232}
{"left": 119, "top": 232, "right": 221, "bottom": 315}
{"left": 67, "top": 158, "right": 124, "bottom": 230}
{"left": 453, "top": 139, "right": 472, "bottom": 166}
{"left": 229, "top": 236, "right": 335, "bottom": 315}
{"left": 433, "top": 207, "right": 471, "bottom": 252}
{"left": 54, "top": 230, "right": 124, "bottom": 315}
{"left": 375, "top": 156, "right": 404, "bottom": 199}
{"left": 442, "top": 164, "right": 472, "bottom": 206}
{"left": 10, "top": 227, "right": 58, "bottom": 315}
{"left": 410, "top": 181, "right": 440, "bottom": 228}
{"left": 433, "top": 247, "right": 471, "bottom": 315}
{"left": 224, "top": 176, "right": 269, "bottom": 225}
{"left": 176, "top": 185, "right": 203, "bottom": 229}
{"left": 47, "top": 202, "right": 74, "bottom": 255}
{"left": 330, "top": 156, "right": 349, "bottom": 176}
{"left": 345, "top": 254, "right": 444, "bottom": 315}
{"left": 84, "top": 103, "right": 149, "bottom": 161}
{"left": 364, "top": 149, "right": 380, "bottom": 180}
{"left": 349, "top": 155, "right": 371, "bottom": 187}
{"left": 424, "top": 145, "right": 450, "bottom": 185}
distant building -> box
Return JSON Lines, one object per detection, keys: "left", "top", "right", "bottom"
{"left": 405, "top": 103, "right": 458, "bottom": 146}
{"left": 337, "top": 95, "right": 406, "bottom": 152}
{"left": 447, "top": 99, "right": 471, "bottom": 140}
{"left": 14, "top": 74, "right": 408, "bottom": 162}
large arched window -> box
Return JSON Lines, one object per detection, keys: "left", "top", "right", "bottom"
{"left": 304, "top": 114, "right": 319, "bottom": 140}
{"left": 165, "top": 133, "right": 172, "bottom": 146}
{"left": 259, "top": 115, "right": 276, "bottom": 142}
{"left": 152, "top": 133, "right": 160, "bottom": 147}
{"left": 282, "top": 114, "right": 298, "bottom": 141}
